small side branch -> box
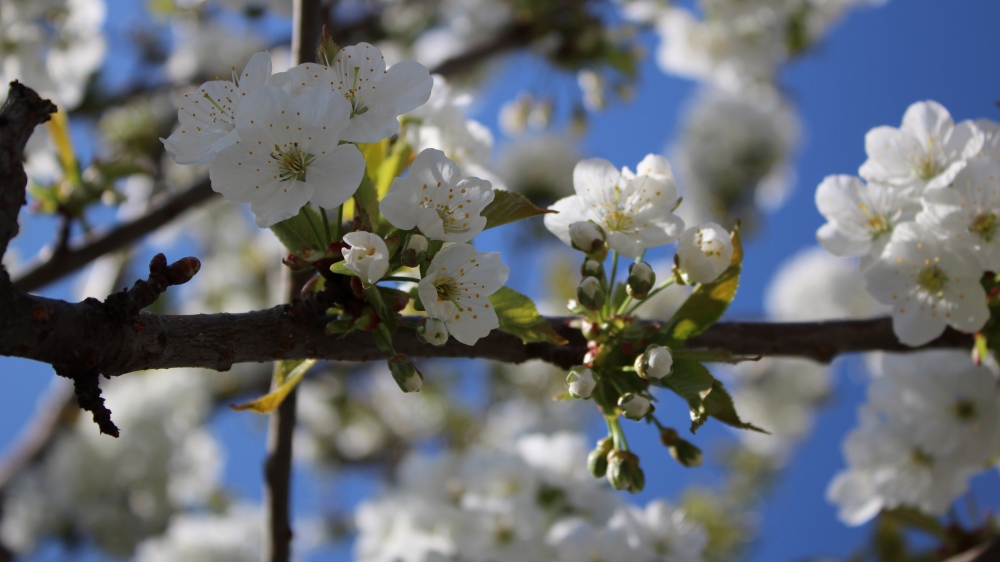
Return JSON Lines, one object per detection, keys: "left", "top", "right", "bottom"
{"left": 11, "top": 178, "right": 215, "bottom": 293}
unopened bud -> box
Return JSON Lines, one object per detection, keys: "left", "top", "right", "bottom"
{"left": 587, "top": 437, "right": 614, "bottom": 478}
{"left": 352, "top": 306, "right": 380, "bottom": 331}
{"left": 677, "top": 223, "right": 734, "bottom": 285}
{"left": 577, "top": 277, "right": 606, "bottom": 310}
{"left": 569, "top": 221, "right": 606, "bottom": 258}
{"left": 164, "top": 256, "right": 202, "bottom": 285}
{"left": 580, "top": 258, "right": 605, "bottom": 280}
{"left": 418, "top": 318, "right": 449, "bottom": 346}
{"left": 626, "top": 261, "right": 654, "bottom": 299}
{"left": 618, "top": 392, "right": 651, "bottom": 420}
{"left": 566, "top": 366, "right": 596, "bottom": 399}
{"left": 388, "top": 353, "right": 423, "bottom": 393}
{"left": 581, "top": 320, "right": 601, "bottom": 341}
{"left": 634, "top": 344, "right": 673, "bottom": 380}
{"left": 607, "top": 450, "right": 644, "bottom": 493}
{"left": 402, "top": 233, "right": 428, "bottom": 267}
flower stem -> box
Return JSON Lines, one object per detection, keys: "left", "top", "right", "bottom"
{"left": 302, "top": 209, "right": 325, "bottom": 250}
{"left": 334, "top": 204, "right": 343, "bottom": 242}
{"left": 319, "top": 208, "right": 332, "bottom": 246}
{"left": 624, "top": 277, "right": 676, "bottom": 316}
{"left": 605, "top": 251, "right": 619, "bottom": 317}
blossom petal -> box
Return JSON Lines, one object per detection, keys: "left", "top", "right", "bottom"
{"left": 306, "top": 144, "right": 366, "bottom": 208}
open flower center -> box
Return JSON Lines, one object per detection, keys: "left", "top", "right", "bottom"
{"left": 434, "top": 276, "right": 459, "bottom": 303}
{"left": 917, "top": 264, "right": 948, "bottom": 295}
{"left": 911, "top": 448, "right": 935, "bottom": 467}
{"left": 970, "top": 212, "right": 999, "bottom": 243}
{"left": 270, "top": 142, "right": 315, "bottom": 183}
{"left": 954, "top": 399, "right": 977, "bottom": 422}
{"left": 344, "top": 66, "right": 370, "bottom": 117}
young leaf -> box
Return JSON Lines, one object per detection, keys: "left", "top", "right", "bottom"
{"left": 230, "top": 359, "right": 317, "bottom": 414}
{"left": 483, "top": 190, "right": 556, "bottom": 230}
{"left": 271, "top": 206, "right": 325, "bottom": 253}
{"left": 375, "top": 141, "right": 412, "bottom": 199}
{"left": 354, "top": 173, "right": 380, "bottom": 228}
{"left": 489, "top": 286, "right": 569, "bottom": 345}
{"left": 662, "top": 358, "right": 714, "bottom": 412}
{"left": 701, "top": 379, "right": 768, "bottom": 433}
{"left": 668, "top": 226, "right": 743, "bottom": 340}
{"left": 329, "top": 261, "right": 356, "bottom": 277}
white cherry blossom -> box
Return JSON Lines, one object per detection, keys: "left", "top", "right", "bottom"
{"left": 342, "top": 232, "right": 390, "bottom": 285}
{"left": 859, "top": 100, "right": 984, "bottom": 192}
{"left": 607, "top": 500, "right": 707, "bottom": 562}
{"left": 815, "top": 174, "right": 920, "bottom": 266}
{"left": 864, "top": 223, "right": 988, "bottom": 347}
{"left": 676, "top": 223, "right": 733, "bottom": 284}
{"left": 545, "top": 156, "right": 685, "bottom": 259}
{"left": 918, "top": 158, "right": 1000, "bottom": 271}
{"left": 402, "top": 75, "right": 496, "bottom": 176}
{"left": 284, "top": 42, "right": 432, "bottom": 143}
{"left": 208, "top": 85, "right": 366, "bottom": 228}
{"left": 163, "top": 51, "right": 273, "bottom": 166}
{"left": 380, "top": 149, "right": 494, "bottom": 243}
{"left": 418, "top": 244, "right": 509, "bottom": 346}
{"left": 827, "top": 409, "right": 978, "bottom": 524}
{"left": 870, "top": 351, "right": 1000, "bottom": 465}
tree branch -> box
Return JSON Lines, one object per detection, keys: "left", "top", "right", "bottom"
{"left": 11, "top": 178, "right": 214, "bottom": 293}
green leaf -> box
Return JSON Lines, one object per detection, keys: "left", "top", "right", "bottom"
{"left": 270, "top": 206, "right": 325, "bottom": 253}
{"left": 663, "top": 358, "right": 714, "bottom": 411}
{"left": 483, "top": 190, "right": 556, "bottom": 230}
{"left": 375, "top": 142, "right": 412, "bottom": 200}
{"left": 489, "top": 286, "right": 569, "bottom": 345}
{"left": 701, "top": 379, "right": 768, "bottom": 434}
{"left": 329, "top": 261, "right": 356, "bottom": 277}
{"left": 669, "top": 226, "right": 743, "bottom": 340}
{"left": 354, "top": 173, "right": 380, "bottom": 228}
{"left": 230, "top": 359, "right": 317, "bottom": 414}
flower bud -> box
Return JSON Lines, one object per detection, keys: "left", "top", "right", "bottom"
{"left": 580, "top": 258, "right": 605, "bottom": 280}
{"left": 666, "top": 433, "right": 703, "bottom": 468}
{"left": 569, "top": 221, "right": 606, "bottom": 258}
{"left": 401, "top": 233, "right": 428, "bottom": 267}
{"left": 634, "top": 344, "right": 673, "bottom": 380}
{"left": 587, "top": 437, "right": 614, "bottom": 478}
{"left": 676, "top": 223, "right": 734, "bottom": 284}
{"left": 626, "top": 261, "right": 654, "bottom": 299}
{"left": 581, "top": 320, "right": 601, "bottom": 341}
{"left": 342, "top": 231, "right": 390, "bottom": 285}
{"left": 606, "top": 450, "right": 644, "bottom": 493}
{"left": 577, "top": 276, "right": 606, "bottom": 310}
{"left": 387, "top": 353, "right": 423, "bottom": 392}
{"left": 353, "top": 306, "right": 380, "bottom": 331}
{"left": 418, "top": 318, "right": 449, "bottom": 346}
{"left": 566, "top": 366, "right": 597, "bottom": 399}
{"left": 618, "top": 393, "right": 651, "bottom": 420}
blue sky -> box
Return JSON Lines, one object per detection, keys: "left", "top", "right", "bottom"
{"left": 5, "top": 0, "right": 1000, "bottom": 560}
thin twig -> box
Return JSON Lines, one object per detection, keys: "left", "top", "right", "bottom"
{"left": 11, "top": 178, "right": 214, "bottom": 293}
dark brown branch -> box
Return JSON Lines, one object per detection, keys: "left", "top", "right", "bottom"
{"left": 0, "top": 280, "right": 977, "bottom": 375}
{"left": 12, "top": 178, "right": 214, "bottom": 293}
{"left": 0, "top": 82, "right": 57, "bottom": 259}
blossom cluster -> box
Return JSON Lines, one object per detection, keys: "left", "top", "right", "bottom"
{"left": 163, "top": 45, "right": 512, "bottom": 363}
{"left": 0, "top": 0, "right": 107, "bottom": 109}
{"left": 0, "top": 369, "right": 223, "bottom": 557}
{"left": 355, "top": 431, "right": 707, "bottom": 562}
{"left": 827, "top": 350, "right": 1000, "bottom": 524}
{"left": 623, "top": 0, "right": 884, "bottom": 96}
{"left": 815, "top": 101, "right": 1000, "bottom": 346}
